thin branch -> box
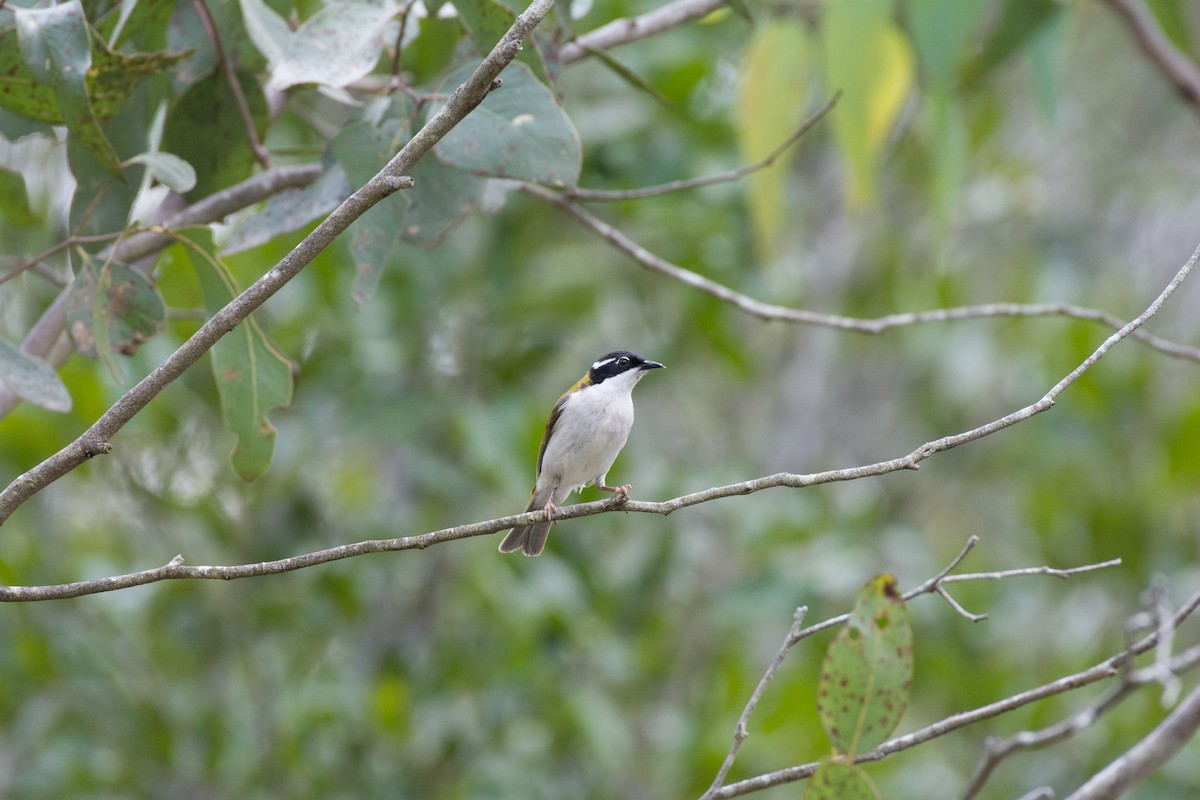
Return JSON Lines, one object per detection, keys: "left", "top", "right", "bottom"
{"left": 702, "top": 606, "right": 810, "bottom": 800}
{"left": 1064, "top": 680, "right": 1200, "bottom": 800}
{"left": 0, "top": 0, "right": 557, "bottom": 524}
{"left": 0, "top": 164, "right": 324, "bottom": 420}
{"left": 193, "top": 0, "right": 272, "bottom": 169}
{"left": 565, "top": 93, "right": 840, "bottom": 201}
{"left": 1103, "top": 0, "right": 1200, "bottom": 117}
{"left": 0, "top": 232, "right": 128, "bottom": 287}
{"left": 962, "top": 644, "right": 1200, "bottom": 800}
{"left": 522, "top": 184, "right": 1200, "bottom": 364}
{"left": 556, "top": 0, "right": 725, "bottom": 64}
{"left": 712, "top": 584, "right": 1200, "bottom": 798}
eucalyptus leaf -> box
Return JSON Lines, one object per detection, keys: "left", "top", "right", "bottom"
{"left": 0, "top": 339, "right": 71, "bottom": 413}
{"left": 126, "top": 151, "right": 197, "bottom": 192}
{"left": 432, "top": 61, "right": 581, "bottom": 186}
{"left": 267, "top": 2, "right": 397, "bottom": 90}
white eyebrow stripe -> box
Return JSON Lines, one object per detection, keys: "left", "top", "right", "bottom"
{"left": 592, "top": 357, "right": 616, "bottom": 370}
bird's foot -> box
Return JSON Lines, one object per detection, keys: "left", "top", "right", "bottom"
{"left": 598, "top": 483, "right": 632, "bottom": 499}
{"left": 542, "top": 501, "right": 559, "bottom": 522}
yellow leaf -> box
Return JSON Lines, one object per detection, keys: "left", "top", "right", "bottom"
{"left": 736, "top": 22, "right": 810, "bottom": 262}
{"left": 822, "top": 0, "right": 914, "bottom": 207}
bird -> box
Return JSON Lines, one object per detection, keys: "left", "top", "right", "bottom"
{"left": 498, "top": 350, "right": 665, "bottom": 556}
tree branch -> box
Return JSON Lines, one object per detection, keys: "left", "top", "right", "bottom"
{"left": 1064, "top": 680, "right": 1200, "bottom": 799}
{"left": 1103, "top": 0, "right": 1200, "bottom": 117}
{"left": 523, "top": 184, "right": 1200, "bottom": 364}
{"left": 963, "top": 644, "right": 1200, "bottom": 799}
{"left": 0, "top": 0, "right": 558, "bottom": 525}
{"left": 565, "top": 93, "right": 840, "bottom": 201}
{"left": 556, "top": 0, "right": 725, "bottom": 64}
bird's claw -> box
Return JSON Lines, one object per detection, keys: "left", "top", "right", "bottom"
{"left": 542, "top": 501, "right": 558, "bottom": 522}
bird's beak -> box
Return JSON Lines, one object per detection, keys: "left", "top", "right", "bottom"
{"left": 641, "top": 360, "right": 665, "bottom": 370}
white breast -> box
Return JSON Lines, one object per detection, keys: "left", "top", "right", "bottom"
{"left": 537, "top": 369, "right": 643, "bottom": 500}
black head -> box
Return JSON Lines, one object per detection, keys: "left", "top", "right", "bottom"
{"left": 587, "top": 350, "right": 665, "bottom": 384}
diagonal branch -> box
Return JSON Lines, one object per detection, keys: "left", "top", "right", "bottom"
{"left": 556, "top": 0, "right": 725, "bottom": 64}
{"left": 523, "top": 184, "right": 1200, "bottom": 364}
{"left": 1, "top": 236, "right": 1194, "bottom": 598}
{"left": 1103, "top": 0, "right": 1200, "bottom": 117}
{"left": 0, "top": 0, "right": 558, "bottom": 526}
{"left": 566, "top": 93, "right": 840, "bottom": 201}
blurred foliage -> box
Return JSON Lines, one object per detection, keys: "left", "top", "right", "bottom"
{"left": 2, "top": 0, "right": 1200, "bottom": 797}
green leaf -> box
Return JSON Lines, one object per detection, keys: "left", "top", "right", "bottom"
{"left": 180, "top": 231, "right": 294, "bottom": 481}
{"left": 330, "top": 98, "right": 413, "bottom": 305}
{"left": 822, "top": 0, "right": 913, "bottom": 207}
{"left": 582, "top": 44, "right": 674, "bottom": 111}
{"left": 162, "top": 70, "right": 267, "bottom": 200}
{"left": 817, "top": 573, "right": 913, "bottom": 757}
{"left": 0, "top": 166, "right": 38, "bottom": 227}
{"left": 433, "top": 61, "right": 582, "bottom": 186}
{"left": 1147, "top": 0, "right": 1195, "bottom": 56}
{"left": 451, "top": 0, "right": 552, "bottom": 84}
{"left": 267, "top": 2, "right": 397, "bottom": 90}
{"left": 737, "top": 21, "right": 809, "bottom": 261}
{"left": 14, "top": 2, "right": 123, "bottom": 177}
{"left": 905, "top": 0, "right": 986, "bottom": 89}
{"left": 238, "top": 0, "right": 292, "bottom": 65}
{"left": 723, "top": 0, "right": 753, "bottom": 22}
{"left": 67, "top": 138, "right": 139, "bottom": 239}
{"left": 927, "top": 90, "right": 966, "bottom": 246}
{"left": 0, "top": 339, "right": 71, "bottom": 413}
{"left": 963, "top": 0, "right": 1056, "bottom": 84}
{"left": 64, "top": 261, "right": 166, "bottom": 365}
{"left": 805, "top": 760, "right": 880, "bottom": 800}
{"left": 223, "top": 161, "right": 352, "bottom": 256}
{"left": 126, "top": 151, "right": 197, "bottom": 193}
{"left": 399, "top": 153, "right": 484, "bottom": 249}
{"left": 0, "top": 28, "right": 185, "bottom": 125}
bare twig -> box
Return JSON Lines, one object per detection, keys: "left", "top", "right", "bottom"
{"left": 0, "top": 0, "right": 558, "bottom": 524}
{"left": 962, "top": 644, "right": 1200, "bottom": 800}
{"left": 556, "top": 0, "right": 725, "bottom": 64}
{"left": 1103, "top": 0, "right": 1200, "bottom": 116}
{"left": 0, "top": 164, "right": 324, "bottom": 420}
{"left": 702, "top": 606, "right": 810, "bottom": 800}
{"left": 566, "top": 93, "right": 840, "bottom": 201}
{"left": 1064, "top": 680, "right": 1200, "bottom": 800}
{"left": 193, "top": 0, "right": 272, "bottom": 169}
{"left": 711, "top": 584, "right": 1200, "bottom": 798}
{"left": 523, "top": 184, "right": 1200, "bottom": 364}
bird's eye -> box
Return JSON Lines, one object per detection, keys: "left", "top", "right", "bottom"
{"left": 617, "top": 357, "right": 630, "bottom": 366}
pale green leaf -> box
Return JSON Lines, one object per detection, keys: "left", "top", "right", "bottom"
{"left": 0, "top": 339, "right": 71, "bottom": 413}
{"left": 268, "top": 2, "right": 397, "bottom": 90}
{"left": 126, "top": 151, "right": 197, "bottom": 193}
{"left": 737, "top": 21, "right": 809, "bottom": 261}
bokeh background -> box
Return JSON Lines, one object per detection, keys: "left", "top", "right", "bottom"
{"left": 2, "top": 0, "right": 1200, "bottom": 797}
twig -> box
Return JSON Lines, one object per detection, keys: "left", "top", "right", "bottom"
{"left": 0, "top": 233, "right": 128, "bottom": 287}
{"left": 702, "top": 607, "right": 810, "bottom": 800}
{"left": 0, "top": 164, "right": 324, "bottom": 420}
{"left": 522, "top": 185, "right": 1200, "bottom": 364}
{"left": 711, "top": 584, "right": 1200, "bottom": 798}
{"left": 1103, "top": 0, "right": 1200, "bottom": 116}
{"left": 962, "top": 643, "right": 1200, "bottom": 800}
{"left": 1064, "top": 680, "right": 1200, "bottom": 800}
{"left": 565, "top": 93, "right": 839, "bottom": 201}
{"left": 0, "top": 0, "right": 556, "bottom": 525}
{"left": 556, "top": 0, "right": 725, "bottom": 64}
{"left": 193, "top": 0, "right": 272, "bottom": 169}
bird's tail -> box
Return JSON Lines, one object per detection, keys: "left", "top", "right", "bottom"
{"left": 498, "top": 488, "right": 553, "bottom": 556}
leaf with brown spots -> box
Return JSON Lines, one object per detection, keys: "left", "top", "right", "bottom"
{"left": 804, "top": 759, "right": 880, "bottom": 800}
{"left": 816, "top": 573, "right": 913, "bottom": 757}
